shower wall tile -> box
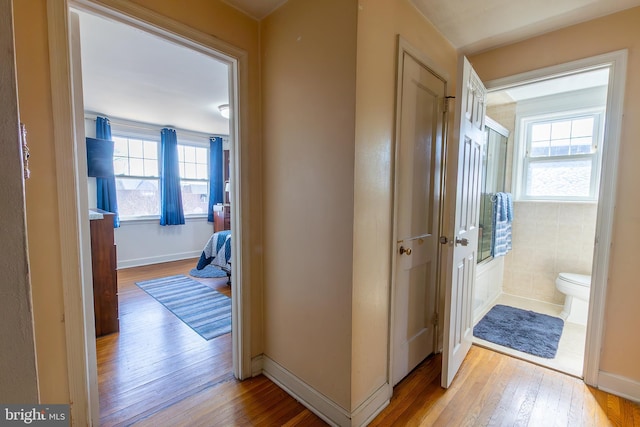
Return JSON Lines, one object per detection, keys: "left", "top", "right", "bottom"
{"left": 502, "top": 201, "right": 597, "bottom": 304}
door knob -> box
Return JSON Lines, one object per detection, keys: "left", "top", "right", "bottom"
{"left": 399, "top": 246, "right": 412, "bottom": 255}
{"left": 455, "top": 237, "right": 469, "bottom": 246}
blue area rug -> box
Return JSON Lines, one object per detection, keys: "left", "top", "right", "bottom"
{"left": 473, "top": 304, "right": 564, "bottom": 359}
{"left": 189, "top": 265, "right": 227, "bottom": 278}
{"left": 136, "top": 275, "right": 231, "bottom": 341}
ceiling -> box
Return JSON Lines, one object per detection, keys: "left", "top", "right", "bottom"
{"left": 486, "top": 67, "right": 609, "bottom": 106}
{"left": 410, "top": 0, "right": 640, "bottom": 52}
{"left": 77, "top": 10, "right": 230, "bottom": 136}
{"left": 222, "top": 0, "right": 288, "bottom": 19}
{"left": 226, "top": 0, "right": 640, "bottom": 52}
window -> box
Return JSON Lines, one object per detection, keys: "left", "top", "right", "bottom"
{"left": 113, "top": 136, "right": 160, "bottom": 217}
{"left": 178, "top": 144, "right": 209, "bottom": 215}
{"left": 519, "top": 111, "right": 603, "bottom": 200}
{"left": 111, "top": 131, "right": 211, "bottom": 219}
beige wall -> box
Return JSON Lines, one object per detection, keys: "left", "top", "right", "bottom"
{"left": 0, "top": 0, "right": 39, "bottom": 403}
{"left": 14, "top": 0, "right": 69, "bottom": 402}
{"left": 470, "top": 6, "right": 640, "bottom": 382}
{"left": 262, "top": 0, "right": 459, "bottom": 413}
{"left": 353, "top": 0, "right": 457, "bottom": 408}
{"left": 261, "top": 0, "right": 358, "bottom": 410}
{"left": 13, "top": 0, "right": 261, "bottom": 403}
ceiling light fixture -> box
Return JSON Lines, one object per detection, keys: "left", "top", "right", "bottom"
{"left": 218, "top": 104, "right": 230, "bottom": 119}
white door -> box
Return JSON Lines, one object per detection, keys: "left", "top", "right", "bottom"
{"left": 441, "top": 57, "right": 486, "bottom": 388}
{"left": 392, "top": 50, "right": 446, "bottom": 386}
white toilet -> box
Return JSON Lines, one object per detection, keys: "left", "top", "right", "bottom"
{"left": 555, "top": 273, "right": 591, "bottom": 325}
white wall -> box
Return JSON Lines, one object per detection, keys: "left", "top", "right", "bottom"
{"left": 115, "top": 217, "right": 212, "bottom": 268}
{"left": 474, "top": 257, "right": 504, "bottom": 321}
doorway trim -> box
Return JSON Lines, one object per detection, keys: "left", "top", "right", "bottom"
{"left": 482, "top": 49, "right": 628, "bottom": 387}
{"left": 47, "top": 0, "right": 251, "bottom": 424}
{"left": 389, "top": 36, "right": 451, "bottom": 387}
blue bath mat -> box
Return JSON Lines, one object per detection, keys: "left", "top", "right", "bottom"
{"left": 473, "top": 304, "right": 564, "bottom": 358}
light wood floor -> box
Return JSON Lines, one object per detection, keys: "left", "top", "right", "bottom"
{"left": 98, "top": 259, "right": 640, "bottom": 426}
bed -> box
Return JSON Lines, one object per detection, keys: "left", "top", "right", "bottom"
{"left": 196, "top": 230, "right": 232, "bottom": 282}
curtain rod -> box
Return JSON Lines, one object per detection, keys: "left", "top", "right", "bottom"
{"left": 84, "top": 111, "right": 229, "bottom": 140}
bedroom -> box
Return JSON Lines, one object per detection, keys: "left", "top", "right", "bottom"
{"left": 77, "top": 9, "right": 236, "bottom": 423}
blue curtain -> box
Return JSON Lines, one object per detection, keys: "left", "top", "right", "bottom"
{"left": 160, "top": 128, "right": 185, "bottom": 226}
{"left": 207, "top": 137, "right": 224, "bottom": 222}
{"left": 95, "top": 116, "right": 120, "bottom": 228}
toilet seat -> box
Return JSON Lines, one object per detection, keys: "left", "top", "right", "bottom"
{"left": 558, "top": 272, "right": 590, "bottom": 287}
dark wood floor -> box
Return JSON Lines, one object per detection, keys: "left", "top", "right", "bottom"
{"left": 98, "top": 259, "right": 640, "bottom": 426}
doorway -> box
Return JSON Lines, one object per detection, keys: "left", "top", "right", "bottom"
{"left": 469, "top": 51, "right": 627, "bottom": 383}
{"left": 73, "top": 8, "right": 237, "bottom": 422}
{"left": 47, "top": 1, "right": 251, "bottom": 423}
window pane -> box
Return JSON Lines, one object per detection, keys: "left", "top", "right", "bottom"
{"left": 196, "top": 147, "right": 208, "bottom": 161}
{"left": 550, "top": 138, "right": 570, "bottom": 156}
{"left": 144, "top": 141, "right": 157, "bottom": 159}
{"left": 144, "top": 159, "right": 158, "bottom": 177}
{"left": 115, "top": 177, "right": 160, "bottom": 216}
{"left": 184, "top": 163, "right": 197, "bottom": 179}
{"left": 571, "top": 137, "right": 593, "bottom": 155}
{"left": 196, "top": 163, "right": 208, "bottom": 179}
{"left": 571, "top": 118, "right": 594, "bottom": 137}
{"left": 181, "top": 181, "right": 209, "bottom": 215}
{"left": 531, "top": 123, "right": 550, "bottom": 141}
{"left": 177, "top": 145, "right": 185, "bottom": 161}
{"left": 129, "top": 139, "right": 143, "bottom": 158}
{"left": 530, "top": 140, "right": 549, "bottom": 157}
{"left": 551, "top": 121, "right": 571, "bottom": 139}
{"left": 113, "top": 137, "right": 128, "bottom": 156}
{"left": 184, "top": 146, "right": 196, "bottom": 163}
{"left": 129, "top": 158, "right": 144, "bottom": 176}
{"left": 114, "top": 157, "right": 128, "bottom": 175}
{"left": 526, "top": 159, "right": 592, "bottom": 197}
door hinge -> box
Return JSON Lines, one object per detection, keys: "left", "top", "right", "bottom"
{"left": 432, "top": 313, "right": 439, "bottom": 326}
{"left": 443, "top": 96, "right": 455, "bottom": 113}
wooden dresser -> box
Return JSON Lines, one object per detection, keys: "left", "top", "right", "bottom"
{"left": 90, "top": 210, "right": 119, "bottom": 336}
{"left": 214, "top": 204, "right": 231, "bottom": 232}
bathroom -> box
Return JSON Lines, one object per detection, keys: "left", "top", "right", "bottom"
{"left": 472, "top": 67, "right": 608, "bottom": 376}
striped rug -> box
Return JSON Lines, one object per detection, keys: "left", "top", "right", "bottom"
{"left": 136, "top": 274, "right": 231, "bottom": 341}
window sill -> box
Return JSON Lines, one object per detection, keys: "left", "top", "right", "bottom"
{"left": 514, "top": 199, "right": 598, "bottom": 204}
{"left": 118, "top": 214, "right": 209, "bottom": 225}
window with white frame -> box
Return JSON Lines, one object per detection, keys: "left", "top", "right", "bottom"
{"left": 177, "top": 144, "right": 209, "bottom": 215}
{"left": 112, "top": 133, "right": 211, "bottom": 218}
{"left": 518, "top": 110, "right": 603, "bottom": 201}
{"left": 113, "top": 135, "right": 160, "bottom": 217}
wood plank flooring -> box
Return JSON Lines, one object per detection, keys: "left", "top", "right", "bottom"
{"left": 98, "top": 259, "right": 640, "bottom": 426}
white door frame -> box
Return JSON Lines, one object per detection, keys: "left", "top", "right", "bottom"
{"left": 482, "top": 50, "right": 628, "bottom": 386}
{"left": 389, "top": 36, "right": 450, "bottom": 387}
{"left": 46, "top": 1, "right": 251, "bottom": 424}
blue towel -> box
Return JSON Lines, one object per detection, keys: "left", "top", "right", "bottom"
{"left": 492, "top": 192, "right": 513, "bottom": 257}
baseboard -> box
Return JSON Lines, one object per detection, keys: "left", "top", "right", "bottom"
{"left": 262, "top": 356, "right": 349, "bottom": 426}
{"left": 117, "top": 251, "right": 201, "bottom": 269}
{"left": 251, "top": 354, "right": 263, "bottom": 377}
{"left": 261, "top": 355, "right": 390, "bottom": 427}
{"left": 598, "top": 371, "right": 640, "bottom": 403}
{"left": 350, "top": 383, "right": 391, "bottom": 427}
